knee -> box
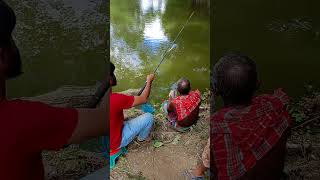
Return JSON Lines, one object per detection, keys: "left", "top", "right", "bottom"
{"left": 143, "top": 113, "right": 154, "bottom": 124}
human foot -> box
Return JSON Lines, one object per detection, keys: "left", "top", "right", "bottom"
{"left": 183, "top": 169, "right": 204, "bottom": 180}
{"left": 137, "top": 136, "right": 152, "bottom": 143}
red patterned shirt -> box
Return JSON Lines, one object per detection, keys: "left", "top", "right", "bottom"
{"left": 172, "top": 90, "right": 201, "bottom": 121}
{"left": 211, "top": 89, "right": 292, "bottom": 180}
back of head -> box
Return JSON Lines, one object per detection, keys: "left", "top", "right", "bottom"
{"left": 213, "top": 52, "right": 258, "bottom": 105}
{"left": 110, "top": 62, "right": 117, "bottom": 86}
{"left": 0, "top": 1, "right": 22, "bottom": 79}
{"left": 110, "top": 62, "right": 115, "bottom": 75}
{"left": 0, "top": 0, "right": 16, "bottom": 47}
{"left": 177, "top": 78, "right": 191, "bottom": 95}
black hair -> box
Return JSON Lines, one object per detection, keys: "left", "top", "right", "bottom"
{"left": 110, "top": 62, "right": 115, "bottom": 74}
{"left": 110, "top": 62, "right": 117, "bottom": 86}
{"left": 177, "top": 78, "right": 191, "bottom": 95}
{"left": 212, "top": 52, "right": 258, "bottom": 105}
{"left": 0, "top": 0, "right": 16, "bottom": 47}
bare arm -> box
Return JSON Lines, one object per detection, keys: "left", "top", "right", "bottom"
{"left": 132, "top": 74, "right": 155, "bottom": 107}
{"left": 167, "top": 101, "right": 175, "bottom": 113}
{"left": 68, "top": 86, "right": 109, "bottom": 144}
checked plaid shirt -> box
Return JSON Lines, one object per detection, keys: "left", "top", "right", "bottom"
{"left": 172, "top": 89, "right": 201, "bottom": 121}
{"left": 211, "top": 89, "right": 292, "bottom": 180}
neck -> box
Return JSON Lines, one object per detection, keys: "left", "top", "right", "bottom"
{"left": 223, "top": 99, "right": 251, "bottom": 108}
{"left": 0, "top": 79, "right": 6, "bottom": 101}
{"left": 180, "top": 91, "right": 190, "bottom": 96}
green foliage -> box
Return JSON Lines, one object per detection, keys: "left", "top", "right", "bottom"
{"left": 289, "top": 84, "right": 319, "bottom": 126}
{"left": 201, "top": 88, "right": 211, "bottom": 104}
{"left": 127, "top": 172, "right": 146, "bottom": 180}
{"left": 153, "top": 140, "right": 164, "bottom": 148}
{"left": 289, "top": 106, "right": 306, "bottom": 124}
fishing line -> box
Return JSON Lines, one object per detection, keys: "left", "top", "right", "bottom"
{"left": 153, "top": 11, "right": 195, "bottom": 74}
{"left": 137, "top": 11, "right": 195, "bottom": 95}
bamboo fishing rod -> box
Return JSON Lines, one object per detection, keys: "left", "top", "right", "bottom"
{"left": 87, "top": 0, "right": 110, "bottom": 108}
{"left": 137, "top": 11, "right": 195, "bottom": 96}
{"left": 90, "top": 11, "right": 195, "bottom": 106}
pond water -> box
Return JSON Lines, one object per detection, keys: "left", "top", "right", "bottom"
{"left": 7, "top": 0, "right": 108, "bottom": 98}
{"left": 213, "top": 0, "right": 320, "bottom": 98}
{"left": 111, "top": 0, "right": 210, "bottom": 103}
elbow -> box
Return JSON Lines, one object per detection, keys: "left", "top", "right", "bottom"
{"left": 142, "top": 97, "right": 148, "bottom": 104}
{"left": 138, "top": 95, "right": 148, "bottom": 104}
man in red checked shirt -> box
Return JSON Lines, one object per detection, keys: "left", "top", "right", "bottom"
{"left": 0, "top": 1, "right": 107, "bottom": 180}
{"left": 210, "top": 52, "right": 292, "bottom": 180}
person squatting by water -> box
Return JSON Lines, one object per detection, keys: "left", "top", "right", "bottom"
{"left": 109, "top": 62, "right": 155, "bottom": 166}
{"left": 0, "top": 1, "right": 108, "bottom": 179}
{"left": 162, "top": 78, "right": 201, "bottom": 132}
{"left": 210, "top": 52, "right": 292, "bottom": 180}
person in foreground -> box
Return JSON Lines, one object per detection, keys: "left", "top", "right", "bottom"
{"left": 162, "top": 78, "right": 201, "bottom": 132}
{"left": 0, "top": 1, "right": 108, "bottom": 180}
{"left": 184, "top": 138, "right": 210, "bottom": 180}
{"left": 109, "top": 62, "right": 155, "bottom": 162}
{"left": 211, "top": 52, "right": 292, "bottom": 180}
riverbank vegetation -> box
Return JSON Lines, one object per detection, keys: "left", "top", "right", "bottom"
{"left": 285, "top": 84, "right": 320, "bottom": 179}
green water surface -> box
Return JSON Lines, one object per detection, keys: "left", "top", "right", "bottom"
{"left": 111, "top": 0, "right": 210, "bottom": 103}
{"left": 213, "top": 0, "right": 320, "bottom": 98}
{"left": 7, "top": 0, "right": 108, "bottom": 98}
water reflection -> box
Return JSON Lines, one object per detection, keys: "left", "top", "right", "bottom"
{"left": 110, "top": 26, "right": 142, "bottom": 70}
{"left": 143, "top": 17, "right": 169, "bottom": 54}
{"left": 140, "top": 0, "right": 166, "bottom": 14}
{"left": 111, "top": 0, "right": 210, "bottom": 101}
{"left": 8, "top": 0, "right": 107, "bottom": 97}
{"left": 214, "top": 0, "right": 320, "bottom": 96}
{"left": 141, "top": 0, "right": 169, "bottom": 54}
{"left": 111, "top": 0, "right": 170, "bottom": 71}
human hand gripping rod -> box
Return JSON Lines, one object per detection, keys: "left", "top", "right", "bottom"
{"left": 87, "top": 0, "right": 111, "bottom": 108}
{"left": 137, "top": 11, "right": 195, "bottom": 96}
{"left": 88, "top": 79, "right": 110, "bottom": 108}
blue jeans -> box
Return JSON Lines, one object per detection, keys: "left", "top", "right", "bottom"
{"left": 119, "top": 113, "right": 154, "bottom": 148}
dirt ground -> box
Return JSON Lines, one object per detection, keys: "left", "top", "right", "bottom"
{"left": 285, "top": 132, "right": 320, "bottom": 180}
{"left": 284, "top": 90, "right": 320, "bottom": 180}
{"left": 110, "top": 92, "right": 210, "bottom": 180}
{"left": 43, "top": 145, "right": 107, "bottom": 180}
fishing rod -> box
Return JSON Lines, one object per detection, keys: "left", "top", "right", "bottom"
{"left": 87, "top": 0, "right": 110, "bottom": 108}
{"left": 88, "top": 39, "right": 110, "bottom": 107}
{"left": 87, "top": 79, "right": 109, "bottom": 108}
{"left": 137, "top": 11, "right": 195, "bottom": 96}
{"left": 89, "top": 11, "right": 195, "bottom": 106}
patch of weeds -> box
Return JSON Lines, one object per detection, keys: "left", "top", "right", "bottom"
{"left": 153, "top": 103, "right": 163, "bottom": 115}
{"left": 201, "top": 88, "right": 211, "bottom": 104}
{"left": 153, "top": 117, "right": 164, "bottom": 131}
{"left": 153, "top": 140, "right": 164, "bottom": 148}
{"left": 289, "top": 105, "right": 307, "bottom": 124}
{"left": 289, "top": 84, "right": 320, "bottom": 127}
{"left": 127, "top": 171, "right": 146, "bottom": 180}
